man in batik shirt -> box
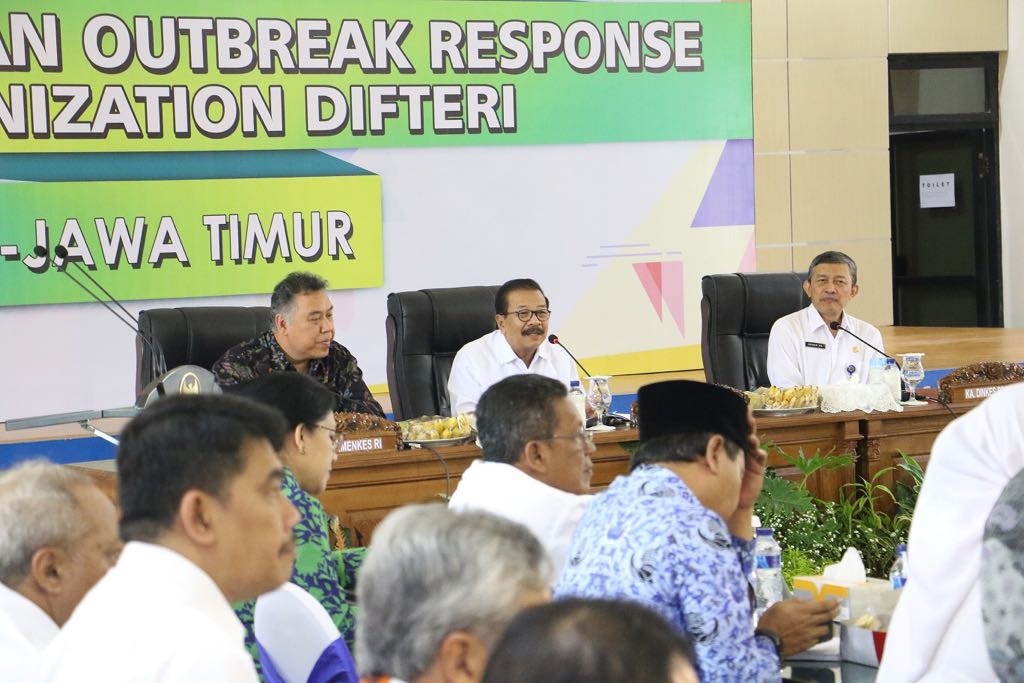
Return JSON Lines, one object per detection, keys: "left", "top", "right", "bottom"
{"left": 555, "top": 381, "right": 838, "bottom": 683}
{"left": 214, "top": 272, "right": 384, "bottom": 417}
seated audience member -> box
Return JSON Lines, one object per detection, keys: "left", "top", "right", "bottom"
{"left": 214, "top": 271, "right": 384, "bottom": 416}
{"left": 879, "top": 383, "right": 1024, "bottom": 682}
{"left": 482, "top": 598, "right": 699, "bottom": 683}
{"left": 229, "top": 373, "right": 363, "bottom": 668}
{"left": 448, "top": 374, "right": 593, "bottom": 578}
{"left": 356, "top": 504, "right": 549, "bottom": 683}
{"left": 39, "top": 394, "right": 300, "bottom": 683}
{"left": 555, "top": 381, "right": 838, "bottom": 683}
{"left": 0, "top": 461, "right": 120, "bottom": 681}
{"left": 767, "top": 250, "right": 885, "bottom": 387}
{"left": 981, "top": 467, "right": 1024, "bottom": 680}
{"left": 447, "top": 278, "right": 578, "bottom": 415}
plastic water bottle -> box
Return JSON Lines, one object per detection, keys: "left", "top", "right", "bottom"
{"left": 889, "top": 543, "right": 908, "bottom": 589}
{"left": 883, "top": 358, "right": 902, "bottom": 402}
{"left": 568, "top": 381, "right": 587, "bottom": 423}
{"left": 868, "top": 357, "right": 886, "bottom": 385}
{"left": 753, "top": 528, "right": 784, "bottom": 620}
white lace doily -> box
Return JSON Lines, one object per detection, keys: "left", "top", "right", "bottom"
{"left": 819, "top": 383, "right": 903, "bottom": 413}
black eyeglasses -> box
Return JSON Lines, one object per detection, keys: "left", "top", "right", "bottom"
{"left": 504, "top": 308, "right": 551, "bottom": 322}
{"left": 314, "top": 423, "right": 340, "bottom": 450}
{"left": 546, "top": 430, "right": 594, "bottom": 448}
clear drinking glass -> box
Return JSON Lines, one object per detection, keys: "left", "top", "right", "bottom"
{"left": 586, "top": 376, "right": 613, "bottom": 426}
{"left": 899, "top": 353, "right": 927, "bottom": 406}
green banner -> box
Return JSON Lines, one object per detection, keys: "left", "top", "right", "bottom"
{"left": 0, "top": 1, "right": 752, "bottom": 152}
{"left": 0, "top": 168, "right": 383, "bottom": 306}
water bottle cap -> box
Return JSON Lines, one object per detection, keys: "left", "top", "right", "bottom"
{"left": 896, "top": 543, "right": 907, "bottom": 553}
{"left": 886, "top": 358, "right": 897, "bottom": 366}
{"left": 756, "top": 527, "right": 774, "bottom": 537}
{"left": 570, "top": 380, "right": 580, "bottom": 388}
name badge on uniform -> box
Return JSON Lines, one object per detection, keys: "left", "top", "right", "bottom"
{"left": 805, "top": 341, "right": 826, "bottom": 349}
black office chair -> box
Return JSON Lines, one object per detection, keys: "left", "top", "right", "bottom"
{"left": 136, "top": 306, "right": 273, "bottom": 396}
{"left": 385, "top": 286, "right": 501, "bottom": 420}
{"left": 700, "top": 272, "right": 809, "bottom": 390}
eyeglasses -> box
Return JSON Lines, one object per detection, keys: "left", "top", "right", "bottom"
{"left": 546, "top": 430, "right": 594, "bottom": 449}
{"left": 504, "top": 308, "right": 551, "bottom": 322}
{"left": 314, "top": 423, "right": 340, "bottom": 450}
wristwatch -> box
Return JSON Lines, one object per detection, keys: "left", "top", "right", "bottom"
{"left": 754, "top": 628, "right": 783, "bottom": 659}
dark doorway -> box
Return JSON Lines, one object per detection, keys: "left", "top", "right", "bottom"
{"left": 888, "top": 53, "right": 1002, "bottom": 327}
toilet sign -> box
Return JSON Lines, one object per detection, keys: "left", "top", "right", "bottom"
{"left": 919, "top": 173, "right": 955, "bottom": 209}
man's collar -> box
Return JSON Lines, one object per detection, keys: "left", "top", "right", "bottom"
{"left": 802, "top": 304, "right": 844, "bottom": 334}
{"left": 489, "top": 330, "right": 546, "bottom": 366}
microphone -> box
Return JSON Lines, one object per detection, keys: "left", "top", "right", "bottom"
{"left": 33, "top": 245, "right": 168, "bottom": 384}
{"left": 829, "top": 320, "right": 912, "bottom": 402}
{"left": 828, "top": 320, "right": 895, "bottom": 367}
{"left": 548, "top": 334, "right": 593, "bottom": 377}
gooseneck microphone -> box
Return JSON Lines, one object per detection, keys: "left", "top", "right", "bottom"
{"left": 33, "top": 245, "right": 168, "bottom": 378}
{"left": 828, "top": 320, "right": 896, "bottom": 367}
{"left": 548, "top": 334, "right": 593, "bottom": 377}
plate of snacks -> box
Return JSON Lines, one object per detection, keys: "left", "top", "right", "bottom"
{"left": 399, "top": 414, "right": 475, "bottom": 446}
{"left": 744, "top": 385, "right": 820, "bottom": 417}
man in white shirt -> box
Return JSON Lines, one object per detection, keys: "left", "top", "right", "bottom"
{"left": 447, "top": 278, "right": 579, "bottom": 415}
{"left": 448, "top": 374, "right": 593, "bottom": 579}
{"left": 879, "top": 384, "right": 1024, "bottom": 682}
{"left": 39, "top": 394, "right": 301, "bottom": 683}
{"left": 0, "top": 461, "right": 120, "bottom": 682}
{"left": 767, "top": 251, "right": 885, "bottom": 387}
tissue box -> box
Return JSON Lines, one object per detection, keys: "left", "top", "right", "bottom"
{"left": 791, "top": 576, "right": 899, "bottom": 622}
{"left": 839, "top": 623, "right": 887, "bottom": 667}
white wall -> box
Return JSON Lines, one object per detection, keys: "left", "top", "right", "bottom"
{"left": 1002, "top": 0, "right": 1024, "bottom": 326}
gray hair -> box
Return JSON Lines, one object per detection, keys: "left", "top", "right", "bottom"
{"left": 0, "top": 461, "right": 93, "bottom": 586}
{"left": 806, "top": 251, "right": 858, "bottom": 285}
{"left": 477, "top": 374, "right": 568, "bottom": 465}
{"left": 270, "top": 271, "right": 328, "bottom": 324}
{"left": 355, "top": 504, "right": 549, "bottom": 680}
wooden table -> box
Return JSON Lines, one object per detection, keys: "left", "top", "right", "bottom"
{"left": 320, "top": 400, "right": 974, "bottom": 544}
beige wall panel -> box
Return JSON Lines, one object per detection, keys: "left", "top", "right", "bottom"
{"left": 793, "top": 240, "right": 894, "bottom": 325}
{"left": 753, "top": 61, "right": 790, "bottom": 153}
{"left": 756, "top": 246, "right": 794, "bottom": 273}
{"left": 790, "top": 151, "right": 891, "bottom": 242}
{"left": 788, "top": 0, "right": 888, "bottom": 58}
{"left": 754, "top": 154, "right": 792, "bottom": 244}
{"left": 789, "top": 60, "right": 889, "bottom": 151}
{"left": 752, "top": 0, "right": 787, "bottom": 60}
{"left": 890, "top": 0, "right": 1007, "bottom": 53}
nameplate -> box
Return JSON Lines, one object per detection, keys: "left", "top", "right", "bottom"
{"left": 805, "top": 341, "right": 826, "bottom": 349}
{"left": 937, "top": 362, "right": 1024, "bottom": 404}
{"left": 948, "top": 381, "right": 1018, "bottom": 403}
{"left": 336, "top": 431, "right": 399, "bottom": 454}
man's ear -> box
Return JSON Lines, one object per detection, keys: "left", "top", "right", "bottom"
{"left": 850, "top": 282, "right": 860, "bottom": 299}
{"left": 802, "top": 279, "right": 812, "bottom": 298}
{"left": 703, "top": 434, "right": 726, "bottom": 475}
{"left": 177, "top": 489, "right": 218, "bottom": 547}
{"left": 435, "top": 630, "right": 490, "bottom": 683}
{"left": 519, "top": 439, "right": 548, "bottom": 476}
{"left": 29, "top": 545, "right": 68, "bottom": 596}
{"left": 274, "top": 312, "right": 289, "bottom": 334}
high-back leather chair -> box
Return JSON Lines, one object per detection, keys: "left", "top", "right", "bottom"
{"left": 136, "top": 306, "right": 273, "bottom": 395}
{"left": 700, "top": 272, "right": 808, "bottom": 390}
{"left": 385, "top": 286, "right": 501, "bottom": 420}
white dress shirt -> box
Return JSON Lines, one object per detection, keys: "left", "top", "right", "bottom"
{"left": 39, "top": 541, "right": 259, "bottom": 683}
{"left": 767, "top": 304, "right": 885, "bottom": 387}
{"left": 448, "top": 460, "right": 591, "bottom": 581}
{"left": 447, "top": 330, "right": 580, "bottom": 415}
{"left": 878, "top": 385, "right": 1024, "bottom": 683}
{"left": 0, "top": 582, "right": 58, "bottom": 682}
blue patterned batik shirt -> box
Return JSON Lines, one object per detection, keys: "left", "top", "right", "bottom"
{"left": 554, "top": 464, "right": 780, "bottom": 683}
